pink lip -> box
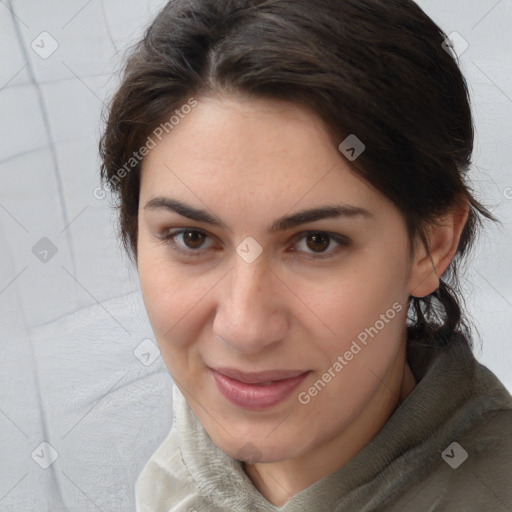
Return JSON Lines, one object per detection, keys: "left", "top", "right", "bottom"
{"left": 210, "top": 367, "right": 311, "bottom": 410}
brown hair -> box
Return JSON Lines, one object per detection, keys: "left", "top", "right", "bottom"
{"left": 99, "top": 0, "right": 498, "bottom": 349}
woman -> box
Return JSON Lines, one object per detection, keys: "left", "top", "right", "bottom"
{"left": 99, "top": 0, "right": 512, "bottom": 510}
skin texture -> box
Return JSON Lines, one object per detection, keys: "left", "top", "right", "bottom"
{"left": 137, "top": 94, "right": 469, "bottom": 507}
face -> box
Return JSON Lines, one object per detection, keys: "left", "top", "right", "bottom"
{"left": 137, "top": 94, "right": 417, "bottom": 464}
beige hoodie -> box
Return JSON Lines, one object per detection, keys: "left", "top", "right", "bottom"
{"left": 135, "top": 334, "right": 512, "bottom": 511}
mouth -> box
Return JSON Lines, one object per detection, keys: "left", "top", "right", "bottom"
{"left": 209, "top": 367, "right": 311, "bottom": 410}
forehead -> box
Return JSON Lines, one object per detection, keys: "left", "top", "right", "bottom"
{"left": 139, "top": 95, "right": 389, "bottom": 219}
{"left": 142, "top": 95, "right": 334, "bottom": 175}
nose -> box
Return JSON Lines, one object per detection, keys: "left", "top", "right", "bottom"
{"left": 213, "top": 255, "right": 289, "bottom": 354}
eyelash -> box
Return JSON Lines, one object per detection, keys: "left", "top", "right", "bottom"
{"left": 157, "top": 228, "right": 351, "bottom": 261}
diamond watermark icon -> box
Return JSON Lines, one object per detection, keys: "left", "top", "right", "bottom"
{"left": 31, "top": 441, "right": 59, "bottom": 469}
{"left": 442, "top": 442, "right": 468, "bottom": 469}
{"left": 442, "top": 32, "right": 469, "bottom": 59}
{"left": 32, "top": 237, "right": 58, "bottom": 263}
{"left": 236, "top": 442, "right": 263, "bottom": 464}
{"left": 338, "top": 134, "right": 365, "bottom": 161}
{"left": 133, "top": 338, "right": 161, "bottom": 366}
{"left": 236, "top": 236, "right": 263, "bottom": 263}
{"left": 31, "top": 31, "right": 59, "bottom": 59}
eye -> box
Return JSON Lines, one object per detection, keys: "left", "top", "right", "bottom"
{"left": 159, "top": 228, "right": 215, "bottom": 256}
{"left": 291, "top": 231, "right": 350, "bottom": 260}
{"left": 158, "top": 228, "right": 350, "bottom": 261}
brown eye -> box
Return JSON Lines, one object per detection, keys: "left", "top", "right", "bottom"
{"left": 160, "top": 228, "right": 215, "bottom": 256}
{"left": 305, "top": 232, "right": 330, "bottom": 253}
{"left": 182, "top": 230, "right": 206, "bottom": 249}
{"left": 293, "top": 231, "right": 350, "bottom": 260}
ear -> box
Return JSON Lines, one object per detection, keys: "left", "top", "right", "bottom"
{"left": 408, "top": 201, "right": 470, "bottom": 298}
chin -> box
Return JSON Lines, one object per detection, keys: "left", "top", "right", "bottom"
{"left": 214, "top": 436, "right": 299, "bottom": 465}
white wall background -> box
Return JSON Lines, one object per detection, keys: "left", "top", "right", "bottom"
{"left": 0, "top": 0, "right": 510, "bottom": 510}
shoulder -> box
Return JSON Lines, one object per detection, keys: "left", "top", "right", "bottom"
{"left": 437, "top": 407, "right": 511, "bottom": 511}
{"left": 446, "top": 406, "right": 512, "bottom": 495}
{"left": 385, "top": 401, "right": 512, "bottom": 511}
{"left": 385, "top": 337, "right": 512, "bottom": 511}
{"left": 432, "top": 351, "right": 512, "bottom": 509}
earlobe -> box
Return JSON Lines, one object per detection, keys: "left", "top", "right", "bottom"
{"left": 408, "top": 201, "right": 470, "bottom": 298}
{"left": 408, "top": 234, "right": 440, "bottom": 299}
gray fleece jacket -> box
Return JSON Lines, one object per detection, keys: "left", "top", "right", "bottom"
{"left": 135, "top": 334, "right": 512, "bottom": 511}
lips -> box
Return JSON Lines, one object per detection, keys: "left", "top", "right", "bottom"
{"left": 210, "top": 367, "right": 311, "bottom": 410}
{"left": 211, "top": 367, "right": 309, "bottom": 384}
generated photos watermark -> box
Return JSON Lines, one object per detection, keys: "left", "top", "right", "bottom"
{"left": 93, "top": 97, "right": 198, "bottom": 200}
{"left": 298, "top": 301, "right": 403, "bottom": 405}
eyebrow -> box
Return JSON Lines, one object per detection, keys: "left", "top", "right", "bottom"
{"left": 144, "top": 197, "right": 374, "bottom": 232}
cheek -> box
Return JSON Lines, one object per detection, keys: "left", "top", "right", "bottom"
{"left": 305, "top": 257, "right": 407, "bottom": 346}
{"left": 137, "top": 244, "right": 205, "bottom": 344}
{"left": 138, "top": 258, "right": 210, "bottom": 384}
{"left": 297, "top": 245, "right": 409, "bottom": 392}
{"left": 298, "top": 280, "right": 406, "bottom": 428}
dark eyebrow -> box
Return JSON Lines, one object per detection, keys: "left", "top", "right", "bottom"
{"left": 144, "top": 197, "right": 374, "bottom": 232}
